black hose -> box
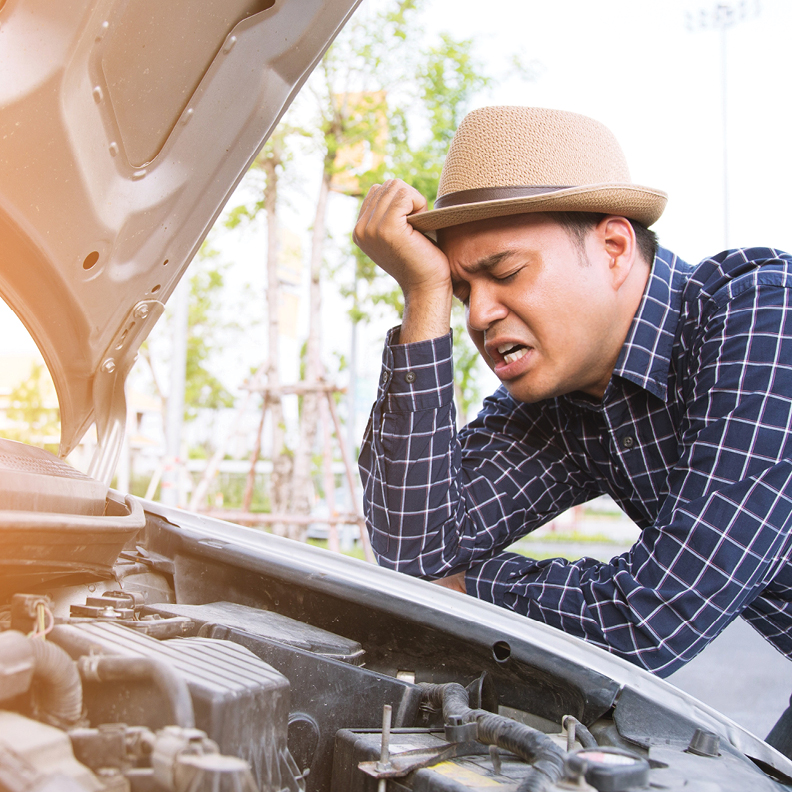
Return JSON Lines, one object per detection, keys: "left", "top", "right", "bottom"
{"left": 475, "top": 712, "right": 565, "bottom": 791}
{"left": 418, "top": 682, "right": 567, "bottom": 792}
{"left": 28, "top": 637, "right": 83, "bottom": 727}
{"left": 78, "top": 654, "right": 195, "bottom": 728}
{"left": 418, "top": 682, "right": 470, "bottom": 722}
{"left": 562, "top": 715, "right": 598, "bottom": 749}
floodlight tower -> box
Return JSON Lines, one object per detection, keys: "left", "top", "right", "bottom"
{"left": 686, "top": 1, "right": 761, "bottom": 249}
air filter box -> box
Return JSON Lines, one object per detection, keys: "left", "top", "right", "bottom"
{"left": 52, "top": 621, "right": 294, "bottom": 791}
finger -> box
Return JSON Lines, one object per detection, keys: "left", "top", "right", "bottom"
{"left": 366, "top": 179, "right": 426, "bottom": 232}
{"left": 357, "top": 183, "right": 383, "bottom": 220}
{"left": 354, "top": 184, "right": 385, "bottom": 245}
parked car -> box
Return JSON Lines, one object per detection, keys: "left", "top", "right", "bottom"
{"left": 0, "top": 2, "right": 789, "bottom": 791}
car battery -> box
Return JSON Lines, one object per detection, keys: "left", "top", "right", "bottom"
{"left": 332, "top": 728, "right": 542, "bottom": 792}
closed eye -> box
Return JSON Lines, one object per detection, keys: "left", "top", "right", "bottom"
{"left": 492, "top": 268, "right": 521, "bottom": 283}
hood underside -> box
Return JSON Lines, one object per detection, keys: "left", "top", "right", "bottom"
{"left": 0, "top": 0, "right": 360, "bottom": 478}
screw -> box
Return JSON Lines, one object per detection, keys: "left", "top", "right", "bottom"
{"left": 489, "top": 745, "right": 502, "bottom": 776}
{"left": 377, "top": 704, "right": 392, "bottom": 771}
{"left": 101, "top": 359, "right": 116, "bottom": 374}
{"left": 134, "top": 303, "right": 150, "bottom": 319}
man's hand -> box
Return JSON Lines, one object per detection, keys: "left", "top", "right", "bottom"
{"left": 431, "top": 571, "right": 467, "bottom": 593}
{"left": 354, "top": 179, "right": 453, "bottom": 343}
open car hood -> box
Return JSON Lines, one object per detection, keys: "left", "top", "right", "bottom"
{"left": 0, "top": 0, "right": 360, "bottom": 480}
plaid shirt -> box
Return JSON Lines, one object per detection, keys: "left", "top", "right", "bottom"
{"left": 359, "top": 246, "right": 792, "bottom": 676}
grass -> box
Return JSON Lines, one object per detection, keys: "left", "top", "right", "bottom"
{"left": 307, "top": 537, "right": 368, "bottom": 561}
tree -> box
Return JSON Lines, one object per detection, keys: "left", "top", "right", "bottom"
{"left": 4, "top": 363, "right": 59, "bottom": 452}
{"left": 346, "top": 29, "right": 491, "bottom": 425}
{"left": 139, "top": 242, "right": 236, "bottom": 462}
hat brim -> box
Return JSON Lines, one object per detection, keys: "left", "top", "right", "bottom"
{"left": 407, "top": 184, "right": 667, "bottom": 233}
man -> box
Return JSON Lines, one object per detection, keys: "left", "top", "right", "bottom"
{"left": 353, "top": 106, "right": 792, "bottom": 748}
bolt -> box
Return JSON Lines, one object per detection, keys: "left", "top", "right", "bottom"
{"left": 134, "top": 303, "right": 150, "bottom": 319}
{"left": 376, "top": 704, "right": 393, "bottom": 772}
{"left": 488, "top": 745, "right": 502, "bottom": 776}
{"left": 101, "top": 359, "right": 116, "bottom": 374}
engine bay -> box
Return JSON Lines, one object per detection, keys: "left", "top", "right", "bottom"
{"left": 0, "top": 477, "right": 790, "bottom": 792}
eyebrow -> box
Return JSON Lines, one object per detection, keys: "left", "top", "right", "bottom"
{"left": 462, "top": 249, "right": 518, "bottom": 274}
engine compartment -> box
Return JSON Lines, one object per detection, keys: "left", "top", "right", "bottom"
{"left": 0, "top": 502, "right": 790, "bottom": 792}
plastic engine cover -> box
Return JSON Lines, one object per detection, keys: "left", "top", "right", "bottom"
{"left": 52, "top": 622, "right": 294, "bottom": 791}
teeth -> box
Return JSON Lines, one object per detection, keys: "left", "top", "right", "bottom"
{"left": 504, "top": 347, "right": 528, "bottom": 364}
{"left": 497, "top": 343, "right": 515, "bottom": 354}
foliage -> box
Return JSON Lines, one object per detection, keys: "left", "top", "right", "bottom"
{"left": 339, "top": 21, "right": 491, "bottom": 413}
{"left": 4, "top": 363, "right": 60, "bottom": 451}
{"left": 183, "top": 250, "right": 236, "bottom": 421}
{"left": 138, "top": 240, "right": 237, "bottom": 442}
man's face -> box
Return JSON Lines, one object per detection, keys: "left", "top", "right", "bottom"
{"left": 438, "top": 213, "right": 627, "bottom": 403}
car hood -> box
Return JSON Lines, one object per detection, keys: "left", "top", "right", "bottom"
{"left": 0, "top": 0, "right": 360, "bottom": 479}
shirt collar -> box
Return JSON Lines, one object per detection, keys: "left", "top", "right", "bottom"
{"left": 611, "top": 246, "right": 692, "bottom": 402}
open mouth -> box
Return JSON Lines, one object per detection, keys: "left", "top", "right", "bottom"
{"left": 497, "top": 343, "right": 529, "bottom": 364}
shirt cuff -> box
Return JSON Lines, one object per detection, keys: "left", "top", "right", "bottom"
{"left": 377, "top": 326, "right": 455, "bottom": 413}
{"left": 465, "top": 552, "right": 532, "bottom": 607}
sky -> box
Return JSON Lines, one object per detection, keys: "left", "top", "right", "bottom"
{"left": 421, "top": 0, "right": 792, "bottom": 262}
{"left": 2, "top": 0, "right": 791, "bottom": 441}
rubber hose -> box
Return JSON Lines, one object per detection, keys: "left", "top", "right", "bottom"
{"left": 419, "top": 683, "right": 566, "bottom": 792}
{"left": 418, "top": 682, "right": 470, "bottom": 722}
{"left": 475, "top": 712, "right": 566, "bottom": 791}
{"left": 78, "top": 655, "right": 195, "bottom": 728}
{"left": 28, "top": 638, "right": 83, "bottom": 727}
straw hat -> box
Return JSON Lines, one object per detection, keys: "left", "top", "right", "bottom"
{"left": 408, "top": 106, "right": 667, "bottom": 233}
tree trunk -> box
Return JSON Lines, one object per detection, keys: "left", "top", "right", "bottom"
{"left": 261, "top": 142, "right": 292, "bottom": 537}
{"left": 289, "top": 165, "right": 332, "bottom": 541}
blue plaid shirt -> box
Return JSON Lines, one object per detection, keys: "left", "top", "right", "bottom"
{"left": 359, "top": 246, "right": 792, "bottom": 677}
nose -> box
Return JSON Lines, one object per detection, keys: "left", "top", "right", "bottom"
{"left": 466, "top": 282, "right": 508, "bottom": 332}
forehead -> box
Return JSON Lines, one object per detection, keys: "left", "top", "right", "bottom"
{"left": 437, "top": 212, "right": 572, "bottom": 268}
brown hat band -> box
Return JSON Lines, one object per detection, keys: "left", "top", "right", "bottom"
{"left": 433, "top": 185, "right": 572, "bottom": 209}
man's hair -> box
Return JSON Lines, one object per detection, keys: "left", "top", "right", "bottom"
{"left": 546, "top": 211, "right": 658, "bottom": 266}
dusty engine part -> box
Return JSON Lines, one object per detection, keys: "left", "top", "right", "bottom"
{"left": 0, "top": 628, "right": 84, "bottom": 728}
{"left": 69, "top": 724, "right": 155, "bottom": 773}
{"left": 77, "top": 654, "right": 195, "bottom": 729}
{"left": 0, "top": 711, "right": 108, "bottom": 792}
{"left": 145, "top": 601, "right": 365, "bottom": 664}
{"left": 152, "top": 726, "right": 259, "bottom": 792}
{"left": 565, "top": 747, "right": 650, "bottom": 792}
{"left": 192, "top": 620, "right": 422, "bottom": 789}
{"left": 70, "top": 591, "right": 143, "bottom": 621}
{"left": 67, "top": 590, "right": 192, "bottom": 640}
{"left": 51, "top": 621, "right": 303, "bottom": 792}
{"left": 0, "top": 630, "right": 34, "bottom": 703}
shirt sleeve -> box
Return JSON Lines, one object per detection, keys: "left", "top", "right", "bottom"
{"left": 466, "top": 276, "right": 792, "bottom": 677}
{"left": 358, "top": 326, "right": 599, "bottom": 579}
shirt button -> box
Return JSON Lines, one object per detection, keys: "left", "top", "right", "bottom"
{"left": 405, "top": 371, "right": 417, "bottom": 383}
{"left": 621, "top": 435, "right": 635, "bottom": 449}
{"left": 380, "top": 371, "right": 390, "bottom": 384}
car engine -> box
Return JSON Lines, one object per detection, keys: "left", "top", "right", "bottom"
{"left": 0, "top": 438, "right": 789, "bottom": 792}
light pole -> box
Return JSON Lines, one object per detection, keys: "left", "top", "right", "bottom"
{"left": 686, "top": 1, "right": 760, "bottom": 249}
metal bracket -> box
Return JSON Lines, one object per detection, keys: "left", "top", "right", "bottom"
{"left": 88, "top": 300, "right": 164, "bottom": 485}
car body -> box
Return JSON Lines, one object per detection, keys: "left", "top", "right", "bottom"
{"left": 0, "top": 1, "right": 789, "bottom": 791}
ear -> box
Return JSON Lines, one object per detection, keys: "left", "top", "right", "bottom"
{"left": 595, "top": 215, "right": 638, "bottom": 291}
